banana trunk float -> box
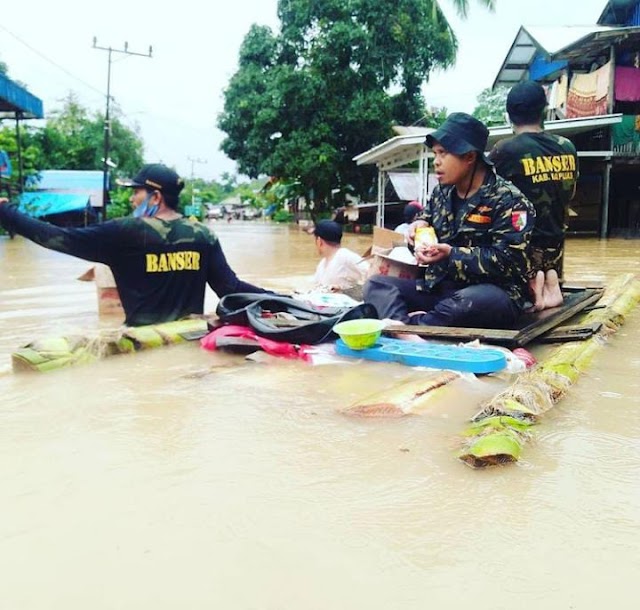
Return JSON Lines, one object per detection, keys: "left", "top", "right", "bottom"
{"left": 341, "top": 370, "right": 460, "bottom": 417}
{"left": 458, "top": 273, "right": 640, "bottom": 468}
{"left": 11, "top": 318, "right": 209, "bottom": 373}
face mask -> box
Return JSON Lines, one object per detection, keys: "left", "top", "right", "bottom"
{"left": 133, "top": 193, "right": 159, "bottom": 218}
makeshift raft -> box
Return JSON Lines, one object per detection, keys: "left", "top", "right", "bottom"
{"left": 5, "top": 283, "right": 614, "bottom": 374}
{"left": 457, "top": 273, "right": 640, "bottom": 468}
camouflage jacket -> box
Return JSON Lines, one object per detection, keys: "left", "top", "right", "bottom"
{"left": 420, "top": 171, "right": 535, "bottom": 308}
{"left": 0, "top": 205, "right": 265, "bottom": 326}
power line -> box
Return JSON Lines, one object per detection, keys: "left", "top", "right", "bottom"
{"left": 0, "top": 24, "right": 104, "bottom": 98}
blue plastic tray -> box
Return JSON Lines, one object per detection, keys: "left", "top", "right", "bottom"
{"left": 335, "top": 336, "right": 506, "bottom": 374}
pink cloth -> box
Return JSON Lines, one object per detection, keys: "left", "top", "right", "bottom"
{"left": 566, "top": 62, "right": 611, "bottom": 118}
{"left": 200, "top": 324, "right": 313, "bottom": 360}
{"left": 615, "top": 66, "right": 640, "bottom": 102}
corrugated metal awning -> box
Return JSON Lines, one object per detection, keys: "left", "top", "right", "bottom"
{"left": 353, "top": 130, "right": 433, "bottom": 170}
{"left": 0, "top": 72, "right": 44, "bottom": 119}
{"left": 488, "top": 113, "right": 623, "bottom": 151}
{"left": 19, "top": 193, "right": 91, "bottom": 217}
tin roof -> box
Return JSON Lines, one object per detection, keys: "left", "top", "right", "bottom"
{"left": 0, "top": 71, "right": 43, "bottom": 119}
{"left": 353, "top": 114, "right": 624, "bottom": 168}
{"left": 493, "top": 24, "right": 640, "bottom": 88}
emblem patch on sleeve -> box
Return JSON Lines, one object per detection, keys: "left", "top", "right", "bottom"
{"left": 511, "top": 211, "right": 527, "bottom": 231}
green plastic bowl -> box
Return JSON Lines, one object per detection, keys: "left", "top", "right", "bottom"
{"left": 333, "top": 318, "right": 385, "bottom": 350}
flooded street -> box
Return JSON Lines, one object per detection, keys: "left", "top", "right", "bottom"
{"left": 1, "top": 222, "right": 639, "bottom": 609}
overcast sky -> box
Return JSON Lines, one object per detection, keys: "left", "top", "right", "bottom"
{"left": 1, "top": 0, "right": 608, "bottom": 182}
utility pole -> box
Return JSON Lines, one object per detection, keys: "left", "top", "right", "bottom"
{"left": 93, "top": 38, "right": 152, "bottom": 221}
{"left": 188, "top": 156, "right": 207, "bottom": 217}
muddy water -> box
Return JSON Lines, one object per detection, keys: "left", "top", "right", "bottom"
{"left": 1, "top": 223, "right": 639, "bottom": 610}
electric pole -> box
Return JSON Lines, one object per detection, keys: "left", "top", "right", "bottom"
{"left": 188, "top": 156, "right": 207, "bottom": 217}
{"left": 93, "top": 38, "right": 152, "bottom": 221}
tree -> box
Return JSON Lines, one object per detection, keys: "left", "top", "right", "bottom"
{"left": 27, "top": 93, "right": 144, "bottom": 178}
{"left": 442, "top": 0, "right": 495, "bottom": 19}
{"left": 219, "top": 0, "right": 469, "bottom": 216}
{"left": 472, "top": 86, "right": 509, "bottom": 127}
{"left": 219, "top": 0, "right": 496, "bottom": 216}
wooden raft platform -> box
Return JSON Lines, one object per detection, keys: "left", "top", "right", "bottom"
{"left": 384, "top": 286, "right": 605, "bottom": 348}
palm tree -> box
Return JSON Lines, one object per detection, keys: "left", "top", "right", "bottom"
{"left": 446, "top": 0, "right": 496, "bottom": 19}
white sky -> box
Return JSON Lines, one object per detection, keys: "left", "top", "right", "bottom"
{"left": 1, "top": 0, "right": 608, "bottom": 182}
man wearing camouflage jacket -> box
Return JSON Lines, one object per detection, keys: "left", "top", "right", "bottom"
{"left": 0, "top": 164, "right": 267, "bottom": 326}
{"left": 364, "top": 113, "right": 536, "bottom": 329}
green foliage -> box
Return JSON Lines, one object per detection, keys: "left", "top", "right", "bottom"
{"left": 472, "top": 86, "right": 510, "bottom": 127}
{"left": 0, "top": 93, "right": 144, "bottom": 197}
{"left": 106, "top": 188, "right": 133, "bottom": 219}
{"left": 272, "top": 209, "right": 295, "bottom": 223}
{"left": 218, "top": 0, "right": 468, "bottom": 214}
{"left": 443, "top": 0, "right": 496, "bottom": 19}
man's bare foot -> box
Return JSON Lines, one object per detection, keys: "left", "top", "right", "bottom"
{"left": 543, "top": 269, "right": 563, "bottom": 309}
{"left": 526, "top": 271, "right": 545, "bottom": 312}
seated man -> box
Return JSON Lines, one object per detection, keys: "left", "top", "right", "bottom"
{"left": 0, "top": 163, "right": 267, "bottom": 326}
{"left": 489, "top": 80, "right": 578, "bottom": 311}
{"left": 364, "top": 112, "right": 535, "bottom": 330}
{"left": 312, "top": 220, "right": 366, "bottom": 291}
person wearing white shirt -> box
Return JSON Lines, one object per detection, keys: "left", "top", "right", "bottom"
{"left": 312, "top": 220, "right": 366, "bottom": 291}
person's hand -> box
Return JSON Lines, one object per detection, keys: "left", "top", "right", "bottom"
{"left": 0, "top": 197, "right": 9, "bottom": 206}
{"left": 407, "top": 220, "right": 428, "bottom": 247}
{"left": 415, "top": 243, "right": 452, "bottom": 265}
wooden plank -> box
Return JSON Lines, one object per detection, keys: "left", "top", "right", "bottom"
{"left": 384, "top": 324, "right": 518, "bottom": 343}
{"left": 383, "top": 287, "right": 605, "bottom": 348}
{"left": 508, "top": 288, "right": 604, "bottom": 346}
{"left": 537, "top": 321, "right": 603, "bottom": 343}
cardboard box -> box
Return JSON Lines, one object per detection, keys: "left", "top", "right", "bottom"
{"left": 363, "top": 227, "right": 419, "bottom": 280}
{"left": 78, "top": 264, "right": 125, "bottom": 317}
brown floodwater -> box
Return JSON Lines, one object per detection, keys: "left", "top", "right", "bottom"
{"left": 1, "top": 221, "right": 639, "bottom": 609}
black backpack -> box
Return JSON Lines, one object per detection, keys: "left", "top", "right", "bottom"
{"left": 215, "top": 293, "right": 378, "bottom": 345}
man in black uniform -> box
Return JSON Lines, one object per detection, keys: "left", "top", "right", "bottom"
{"left": 0, "top": 164, "right": 267, "bottom": 326}
{"left": 364, "top": 113, "right": 535, "bottom": 330}
{"left": 489, "top": 80, "right": 578, "bottom": 311}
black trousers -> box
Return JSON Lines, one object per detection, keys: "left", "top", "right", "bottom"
{"left": 363, "top": 275, "right": 520, "bottom": 329}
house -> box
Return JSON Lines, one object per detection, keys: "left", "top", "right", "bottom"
{"left": 492, "top": 0, "right": 640, "bottom": 237}
{"left": 19, "top": 170, "right": 103, "bottom": 226}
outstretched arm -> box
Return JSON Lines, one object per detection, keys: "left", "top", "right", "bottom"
{"left": 206, "top": 239, "right": 267, "bottom": 297}
{"left": 0, "top": 201, "right": 115, "bottom": 264}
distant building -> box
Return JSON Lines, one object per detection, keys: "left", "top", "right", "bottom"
{"left": 492, "top": 0, "right": 640, "bottom": 237}
{"left": 19, "top": 170, "right": 103, "bottom": 226}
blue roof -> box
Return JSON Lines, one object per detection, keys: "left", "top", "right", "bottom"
{"left": 25, "top": 170, "right": 105, "bottom": 207}
{"left": 26, "top": 170, "right": 104, "bottom": 191}
{"left": 0, "top": 72, "right": 44, "bottom": 119}
{"left": 19, "top": 192, "right": 91, "bottom": 217}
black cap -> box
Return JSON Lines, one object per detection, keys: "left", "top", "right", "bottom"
{"left": 313, "top": 220, "right": 343, "bottom": 243}
{"left": 403, "top": 201, "right": 423, "bottom": 222}
{"left": 426, "top": 112, "right": 494, "bottom": 166}
{"left": 118, "top": 163, "right": 185, "bottom": 195}
{"left": 506, "top": 81, "right": 547, "bottom": 125}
